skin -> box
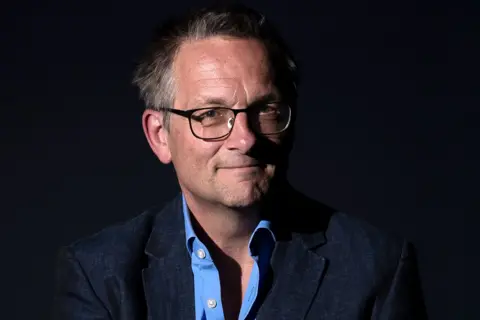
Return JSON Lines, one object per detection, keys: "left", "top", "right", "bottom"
{"left": 142, "top": 36, "right": 291, "bottom": 318}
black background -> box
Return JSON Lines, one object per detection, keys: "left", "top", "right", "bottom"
{"left": 1, "top": 0, "right": 475, "bottom": 319}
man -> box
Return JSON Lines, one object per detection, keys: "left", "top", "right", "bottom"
{"left": 52, "top": 4, "right": 427, "bottom": 320}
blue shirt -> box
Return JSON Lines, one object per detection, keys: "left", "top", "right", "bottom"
{"left": 182, "top": 195, "right": 276, "bottom": 320}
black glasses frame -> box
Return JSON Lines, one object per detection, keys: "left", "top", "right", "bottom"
{"left": 159, "top": 105, "right": 291, "bottom": 141}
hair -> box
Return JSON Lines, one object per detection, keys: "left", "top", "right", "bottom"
{"left": 132, "top": 3, "right": 299, "bottom": 129}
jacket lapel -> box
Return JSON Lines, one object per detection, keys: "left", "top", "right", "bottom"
{"left": 142, "top": 195, "right": 195, "bottom": 320}
{"left": 257, "top": 188, "right": 332, "bottom": 320}
{"left": 257, "top": 234, "right": 328, "bottom": 320}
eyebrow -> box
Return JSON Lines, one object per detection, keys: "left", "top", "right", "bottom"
{"left": 194, "top": 92, "right": 281, "bottom": 108}
{"left": 250, "top": 92, "right": 282, "bottom": 104}
{"left": 196, "top": 97, "right": 232, "bottom": 106}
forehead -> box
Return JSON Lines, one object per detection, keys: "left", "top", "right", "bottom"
{"left": 173, "top": 36, "right": 274, "bottom": 105}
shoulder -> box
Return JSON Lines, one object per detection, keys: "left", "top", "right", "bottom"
{"left": 327, "top": 211, "right": 405, "bottom": 255}
{"left": 322, "top": 211, "right": 410, "bottom": 285}
{"left": 60, "top": 195, "right": 181, "bottom": 275}
{"left": 288, "top": 187, "right": 405, "bottom": 254}
{"left": 68, "top": 208, "right": 155, "bottom": 255}
{"left": 62, "top": 208, "right": 156, "bottom": 276}
{"left": 288, "top": 188, "right": 407, "bottom": 273}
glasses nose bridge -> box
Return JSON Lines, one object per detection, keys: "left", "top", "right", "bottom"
{"left": 229, "top": 107, "right": 252, "bottom": 128}
{"left": 231, "top": 107, "right": 249, "bottom": 117}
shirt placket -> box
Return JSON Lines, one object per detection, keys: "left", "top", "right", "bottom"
{"left": 192, "top": 239, "right": 224, "bottom": 320}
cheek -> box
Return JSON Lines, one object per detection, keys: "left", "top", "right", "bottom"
{"left": 191, "top": 142, "right": 223, "bottom": 171}
{"left": 170, "top": 127, "right": 221, "bottom": 172}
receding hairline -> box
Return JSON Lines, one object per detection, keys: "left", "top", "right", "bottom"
{"left": 173, "top": 35, "right": 270, "bottom": 73}
{"left": 170, "top": 35, "right": 275, "bottom": 105}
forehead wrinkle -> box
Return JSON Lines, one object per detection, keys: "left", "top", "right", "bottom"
{"left": 192, "top": 78, "right": 240, "bottom": 106}
{"left": 191, "top": 50, "right": 267, "bottom": 85}
{"left": 190, "top": 56, "right": 271, "bottom": 106}
{"left": 194, "top": 58, "right": 222, "bottom": 79}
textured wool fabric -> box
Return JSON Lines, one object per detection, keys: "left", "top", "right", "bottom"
{"left": 52, "top": 188, "right": 427, "bottom": 320}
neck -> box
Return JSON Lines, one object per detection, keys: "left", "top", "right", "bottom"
{"left": 182, "top": 191, "right": 262, "bottom": 263}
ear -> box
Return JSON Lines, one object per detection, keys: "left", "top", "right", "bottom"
{"left": 142, "top": 109, "right": 172, "bottom": 164}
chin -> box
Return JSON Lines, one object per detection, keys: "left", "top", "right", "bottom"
{"left": 217, "top": 180, "right": 270, "bottom": 208}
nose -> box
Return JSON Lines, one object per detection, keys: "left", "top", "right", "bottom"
{"left": 224, "top": 112, "right": 256, "bottom": 152}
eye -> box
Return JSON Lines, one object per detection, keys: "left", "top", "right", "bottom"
{"left": 194, "top": 109, "right": 218, "bottom": 120}
{"left": 202, "top": 109, "right": 219, "bottom": 118}
{"left": 191, "top": 108, "right": 230, "bottom": 126}
{"left": 258, "top": 104, "right": 280, "bottom": 115}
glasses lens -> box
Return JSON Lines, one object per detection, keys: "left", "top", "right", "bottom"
{"left": 190, "top": 108, "right": 234, "bottom": 139}
{"left": 250, "top": 103, "right": 291, "bottom": 134}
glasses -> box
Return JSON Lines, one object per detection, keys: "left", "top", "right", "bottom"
{"left": 161, "top": 103, "right": 292, "bottom": 140}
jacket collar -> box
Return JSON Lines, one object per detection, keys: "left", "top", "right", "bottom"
{"left": 144, "top": 194, "right": 186, "bottom": 260}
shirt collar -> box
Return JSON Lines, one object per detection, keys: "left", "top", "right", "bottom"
{"left": 181, "top": 193, "right": 276, "bottom": 255}
{"left": 248, "top": 220, "right": 276, "bottom": 256}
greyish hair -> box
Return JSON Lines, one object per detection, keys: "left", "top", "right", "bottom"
{"left": 132, "top": 4, "right": 299, "bottom": 129}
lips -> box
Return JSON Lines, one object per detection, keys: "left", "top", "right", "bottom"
{"left": 217, "top": 158, "right": 267, "bottom": 170}
{"left": 219, "top": 163, "right": 266, "bottom": 170}
{"left": 223, "top": 165, "right": 258, "bottom": 169}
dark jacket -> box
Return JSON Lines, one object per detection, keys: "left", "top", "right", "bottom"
{"left": 52, "top": 189, "right": 427, "bottom": 319}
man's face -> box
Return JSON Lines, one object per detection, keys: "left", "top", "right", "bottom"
{"left": 163, "top": 36, "right": 291, "bottom": 208}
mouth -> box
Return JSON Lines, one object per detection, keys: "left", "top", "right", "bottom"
{"left": 220, "top": 163, "right": 266, "bottom": 170}
{"left": 217, "top": 164, "right": 266, "bottom": 174}
{"left": 220, "top": 166, "right": 259, "bottom": 172}
{"left": 219, "top": 166, "right": 263, "bottom": 180}
{"left": 225, "top": 165, "right": 259, "bottom": 169}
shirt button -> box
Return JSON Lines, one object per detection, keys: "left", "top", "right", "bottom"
{"left": 196, "top": 249, "right": 206, "bottom": 259}
{"left": 207, "top": 299, "right": 217, "bottom": 309}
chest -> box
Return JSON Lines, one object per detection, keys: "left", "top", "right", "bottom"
{"left": 191, "top": 257, "right": 258, "bottom": 320}
{"left": 218, "top": 263, "right": 254, "bottom": 320}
